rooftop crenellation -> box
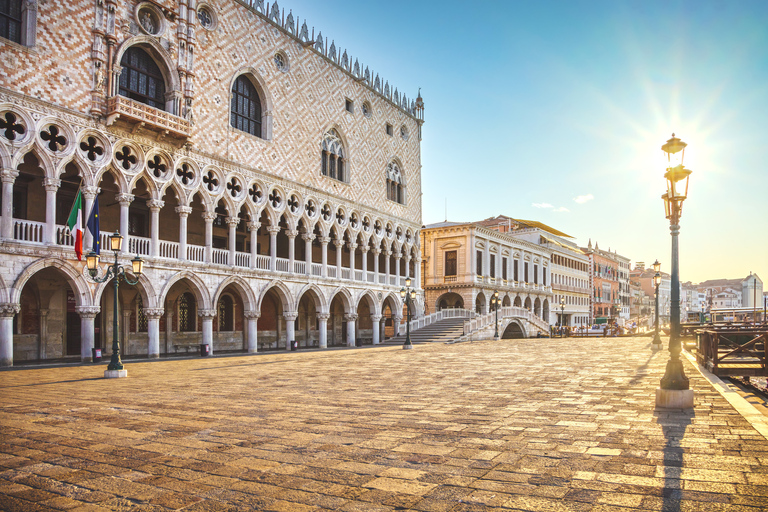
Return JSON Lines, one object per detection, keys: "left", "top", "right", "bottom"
{"left": 240, "top": 0, "right": 424, "bottom": 120}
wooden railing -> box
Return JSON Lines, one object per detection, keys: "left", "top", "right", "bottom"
{"left": 696, "top": 326, "right": 768, "bottom": 377}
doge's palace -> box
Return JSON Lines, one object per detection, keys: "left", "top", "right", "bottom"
{"left": 0, "top": 0, "right": 424, "bottom": 365}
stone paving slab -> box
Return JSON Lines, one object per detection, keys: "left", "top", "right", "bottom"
{"left": 1, "top": 336, "right": 768, "bottom": 511}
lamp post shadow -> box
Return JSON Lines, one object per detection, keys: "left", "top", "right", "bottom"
{"left": 654, "top": 409, "right": 694, "bottom": 512}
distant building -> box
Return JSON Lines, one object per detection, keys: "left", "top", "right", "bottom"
{"left": 582, "top": 241, "right": 630, "bottom": 325}
{"left": 742, "top": 273, "right": 763, "bottom": 309}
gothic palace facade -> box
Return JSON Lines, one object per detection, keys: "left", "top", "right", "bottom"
{"left": 0, "top": 0, "right": 424, "bottom": 365}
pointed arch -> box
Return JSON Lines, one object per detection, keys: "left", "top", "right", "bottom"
{"left": 114, "top": 36, "right": 181, "bottom": 115}
{"left": 257, "top": 279, "right": 294, "bottom": 312}
{"left": 159, "top": 271, "right": 212, "bottom": 311}
{"left": 356, "top": 289, "right": 378, "bottom": 311}
{"left": 327, "top": 286, "right": 353, "bottom": 314}
{"left": 381, "top": 291, "right": 402, "bottom": 317}
{"left": 11, "top": 258, "right": 92, "bottom": 307}
{"left": 212, "top": 276, "right": 256, "bottom": 312}
{"left": 93, "top": 272, "right": 158, "bottom": 310}
{"left": 94, "top": 165, "right": 129, "bottom": 195}
{"left": 295, "top": 283, "right": 328, "bottom": 315}
{"left": 320, "top": 125, "right": 349, "bottom": 183}
{"left": 229, "top": 67, "right": 274, "bottom": 140}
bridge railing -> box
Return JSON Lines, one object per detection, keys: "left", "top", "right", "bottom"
{"left": 463, "top": 306, "right": 550, "bottom": 336}
{"left": 407, "top": 308, "right": 476, "bottom": 332}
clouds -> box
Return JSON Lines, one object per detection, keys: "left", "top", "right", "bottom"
{"left": 531, "top": 202, "right": 569, "bottom": 213}
{"left": 532, "top": 203, "right": 553, "bottom": 209}
{"left": 574, "top": 193, "right": 594, "bottom": 204}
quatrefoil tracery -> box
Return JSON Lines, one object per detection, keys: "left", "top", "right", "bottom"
{"left": 0, "top": 112, "right": 25, "bottom": 141}
{"left": 40, "top": 125, "right": 66, "bottom": 152}
{"left": 362, "top": 217, "right": 371, "bottom": 231}
{"left": 79, "top": 136, "right": 104, "bottom": 162}
{"left": 321, "top": 204, "right": 332, "bottom": 221}
{"left": 203, "top": 171, "right": 219, "bottom": 191}
{"left": 350, "top": 213, "right": 359, "bottom": 228}
{"left": 176, "top": 163, "right": 194, "bottom": 185}
{"left": 227, "top": 177, "right": 242, "bottom": 197}
{"left": 287, "top": 195, "right": 300, "bottom": 213}
{"left": 115, "top": 146, "right": 137, "bottom": 170}
{"left": 249, "top": 183, "right": 263, "bottom": 203}
{"left": 148, "top": 155, "right": 167, "bottom": 178}
{"left": 305, "top": 200, "right": 316, "bottom": 217}
{"left": 269, "top": 190, "right": 282, "bottom": 208}
{"left": 335, "top": 209, "right": 345, "bottom": 225}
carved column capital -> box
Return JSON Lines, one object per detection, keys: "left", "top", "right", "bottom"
{"left": 116, "top": 193, "right": 134, "bottom": 206}
{"left": 286, "top": 229, "right": 299, "bottom": 239}
{"left": 226, "top": 217, "right": 240, "bottom": 228}
{"left": 1, "top": 169, "right": 19, "bottom": 183}
{"left": 43, "top": 178, "right": 61, "bottom": 192}
{"left": 175, "top": 206, "right": 193, "bottom": 216}
{"left": 334, "top": 240, "right": 345, "bottom": 248}
{"left": 319, "top": 236, "right": 331, "bottom": 245}
{"left": 248, "top": 221, "right": 261, "bottom": 232}
{"left": 344, "top": 314, "right": 358, "bottom": 322}
{"left": 360, "top": 245, "right": 369, "bottom": 253}
{"left": 370, "top": 314, "right": 382, "bottom": 322}
{"left": 75, "top": 306, "right": 101, "bottom": 318}
{"left": 0, "top": 303, "right": 21, "bottom": 317}
{"left": 202, "top": 212, "right": 216, "bottom": 222}
{"left": 243, "top": 311, "right": 261, "bottom": 320}
{"left": 283, "top": 312, "right": 298, "bottom": 322}
{"left": 82, "top": 186, "right": 100, "bottom": 200}
{"left": 267, "top": 226, "right": 281, "bottom": 235}
{"left": 302, "top": 233, "right": 316, "bottom": 242}
{"left": 197, "top": 309, "right": 216, "bottom": 319}
{"left": 147, "top": 199, "right": 165, "bottom": 211}
{"left": 316, "top": 313, "right": 330, "bottom": 321}
{"left": 347, "top": 243, "right": 358, "bottom": 250}
{"left": 144, "top": 308, "right": 164, "bottom": 320}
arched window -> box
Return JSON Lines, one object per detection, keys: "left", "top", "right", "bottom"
{"left": 119, "top": 46, "right": 167, "bottom": 110}
{"left": 218, "top": 294, "right": 234, "bottom": 332}
{"left": 231, "top": 75, "right": 262, "bottom": 137}
{"left": 178, "top": 292, "right": 196, "bottom": 332}
{"left": 0, "top": 1, "right": 22, "bottom": 43}
{"left": 386, "top": 161, "right": 405, "bottom": 204}
{"left": 321, "top": 129, "right": 346, "bottom": 182}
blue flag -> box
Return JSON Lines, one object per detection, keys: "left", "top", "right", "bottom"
{"left": 87, "top": 195, "right": 100, "bottom": 255}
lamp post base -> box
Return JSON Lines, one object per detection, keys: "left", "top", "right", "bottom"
{"left": 104, "top": 369, "right": 128, "bottom": 379}
{"left": 655, "top": 388, "right": 693, "bottom": 409}
{"left": 402, "top": 344, "right": 413, "bottom": 350}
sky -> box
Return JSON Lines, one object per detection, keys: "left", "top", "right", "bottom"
{"left": 285, "top": 0, "right": 768, "bottom": 285}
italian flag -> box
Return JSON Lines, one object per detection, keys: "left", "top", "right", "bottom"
{"left": 67, "top": 189, "right": 84, "bottom": 260}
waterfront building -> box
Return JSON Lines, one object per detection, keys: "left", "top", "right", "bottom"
{"left": 478, "top": 216, "right": 590, "bottom": 328}
{"left": 633, "top": 266, "right": 671, "bottom": 326}
{"left": 420, "top": 220, "right": 552, "bottom": 337}
{"left": 582, "top": 241, "right": 630, "bottom": 325}
{"left": 742, "top": 273, "right": 763, "bottom": 309}
{"left": 0, "top": 0, "right": 424, "bottom": 365}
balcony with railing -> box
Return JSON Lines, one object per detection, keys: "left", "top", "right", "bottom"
{"left": 106, "top": 96, "right": 190, "bottom": 142}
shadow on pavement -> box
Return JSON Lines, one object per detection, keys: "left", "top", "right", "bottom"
{"left": 655, "top": 408, "right": 694, "bottom": 512}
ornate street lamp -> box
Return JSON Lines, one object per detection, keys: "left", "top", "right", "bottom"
{"left": 652, "top": 264, "right": 662, "bottom": 347}
{"left": 400, "top": 277, "right": 416, "bottom": 350}
{"left": 86, "top": 231, "right": 144, "bottom": 378}
{"left": 559, "top": 297, "right": 565, "bottom": 337}
{"left": 657, "top": 134, "right": 693, "bottom": 408}
{"left": 490, "top": 290, "right": 500, "bottom": 340}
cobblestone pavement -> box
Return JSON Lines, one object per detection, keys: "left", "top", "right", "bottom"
{"left": 2, "top": 336, "right": 768, "bottom": 511}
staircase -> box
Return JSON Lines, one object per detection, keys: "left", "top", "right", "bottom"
{"left": 382, "top": 318, "right": 467, "bottom": 345}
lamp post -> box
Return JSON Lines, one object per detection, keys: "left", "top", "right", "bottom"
{"left": 400, "top": 277, "right": 416, "bottom": 350}
{"left": 657, "top": 134, "right": 693, "bottom": 408}
{"left": 559, "top": 298, "right": 565, "bottom": 337}
{"left": 86, "top": 231, "right": 144, "bottom": 378}
{"left": 652, "top": 260, "right": 662, "bottom": 347}
{"left": 490, "top": 290, "right": 500, "bottom": 340}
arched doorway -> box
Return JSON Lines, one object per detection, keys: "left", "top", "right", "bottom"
{"left": 214, "top": 285, "right": 246, "bottom": 353}
{"left": 513, "top": 296, "right": 522, "bottom": 307}
{"left": 534, "top": 298, "right": 542, "bottom": 318}
{"left": 328, "top": 292, "right": 350, "bottom": 347}
{"left": 436, "top": 292, "right": 464, "bottom": 311}
{"left": 257, "top": 287, "right": 288, "bottom": 351}
{"left": 382, "top": 294, "right": 399, "bottom": 339}
{"left": 296, "top": 289, "right": 321, "bottom": 348}
{"left": 475, "top": 293, "right": 486, "bottom": 315}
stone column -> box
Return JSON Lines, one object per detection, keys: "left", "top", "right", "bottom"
{"left": 320, "top": 236, "right": 329, "bottom": 277}
{"left": 348, "top": 243, "right": 357, "bottom": 280}
{"left": 335, "top": 240, "right": 344, "bottom": 277}
{"left": 82, "top": 186, "right": 99, "bottom": 251}
{"left": 380, "top": 319, "right": 386, "bottom": 342}
{"left": 393, "top": 314, "right": 403, "bottom": 337}
{"left": 284, "top": 312, "right": 297, "bottom": 350}
{"left": 268, "top": 226, "right": 280, "bottom": 271}
{"left": 199, "top": 309, "right": 215, "bottom": 354}
{"left": 286, "top": 229, "right": 298, "bottom": 273}
{"left": 303, "top": 233, "right": 314, "bottom": 275}
{"left": 74, "top": 306, "right": 100, "bottom": 362}
{"left": 394, "top": 251, "right": 402, "bottom": 284}
{"left": 38, "top": 309, "right": 48, "bottom": 359}
{"left": 203, "top": 211, "right": 215, "bottom": 263}
{"left": 373, "top": 247, "right": 380, "bottom": 283}
{"left": 384, "top": 250, "right": 391, "bottom": 282}
{"left": 371, "top": 314, "right": 382, "bottom": 344}
{"left": 122, "top": 309, "right": 131, "bottom": 354}
{"left": 248, "top": 222, "right": 260, "bottom": 269}
{"left": 43, "top": 178, "right": 61, "bottom": 244}
{"left": 147, "top": 199, "right": 164, "bottom": 258}
{"left": 1, "top": 169, "right": 19, "bottom": 239}
{"left": 145, "top": 308, "right": 164, "bottom": 358}
{"left": 484, "top": 243, "right": 490, "bottom": 278}
{"left": 361, "top": 246, "right": 369, "bottom": 280}
{"left": 176, "top": 206, "right": 192, "bottom": 260}
{"left": 345, "top": 314, "right": 357, "bottom": 347}
{"left": 470, "top": 244, "right": 477, "bottom": 279}
{"left": 0, "top": 303, "right": 20, "bottom": 366}
{"left": 117, "top": 193, "right": 134, "bottom": 252}
{"left": 227, "top": 217, "right": 238, "bottom": 266}
{"left": 244, "top": 311, "right": 260, "bottom": 353}
{"left": 404, "top": 253, "right": 411, "bottom": 280}
{"left": 415, "top": 257, "right": 422, "bottom": 290}
{"left": 317, "top": 313, "right": 329, "bottom": 348}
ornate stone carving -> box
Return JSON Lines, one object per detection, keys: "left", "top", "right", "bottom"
{"left": 75, "top": 306, "right": 101, "bottom": 318}
{"left": 0, "top": 303, "right": 21, "bottom": 317}
{"left": 144, "top": 308, "right": 164, "bottom": 319}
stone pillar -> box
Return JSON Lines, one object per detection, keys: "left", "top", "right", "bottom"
{"left": 244, "top": 311, "right": 259, "bottom": 353}
{"left": 117, "top": 194, "right": 134, "bottom": 252}
{"left": 176, "top": 206, "right": 192, "bottom": 260}
{"left": 147, "top": 199, "right": 164, "bottom": 258}
{"left": 1, "top": 169, "right": 19, "bottom": 239}
{"left": 284, "top": 312, "right": 297, "bottom": 350}
{"left": 404, "top": 253, "right": 411, "bottom": 280}
{"left": 268, "top": 226, "right": 280, "bottom": 271}
{"left": 43, "top": 178, "right": 61, "bottom": 244}
{"left": 317, "top": 313, "right": 329, "bottom": 348}
{"left": 0, "top": 303, "right": 20, "bottom": 366}
{"left": 345, "top": 314, "right": 357, "bottom": 347}
{"left": 361, "top": 246, "right": 369, "bottom": 281}
{"left": 303, "top": 233, "right": 314, "bottom": 275}
{"left": 75, "top": 306, "right": 99, "bottom": 362}
{"left": 394, "top": 251, "right": 402, "bottom": 284}
{"left": 373, "top": 248, "right": 380, "bottom": 283}
{"left": 484, "top": 243, "right": 490, "bottom": 278}
{"left": 249, "top": 222, "right": 260, "bottom": 269}
{"left": 82, "top": 186, "right": 99, "bottom": 252}
{"left": 348, "top": 243, "right": 357, "bottom": 279}
{"left": 122, "top": 309, "right": 131, "bottom": 353}
{"left": 371, "top": 314, "right": 382, "bottom": 344}
{"left": 415, "top": 257, "right": 422, "bottom": 290}
{"left": 335, "top": 240, "right": 344, "bottom": 276}
{"left": 199, "top": 309, "right": 215, "bottom": 354}
{"left": 286, "top": 229, "right": 298, "bottom": 273}
{"left": 393, "top": 314, "right": 403, "bottom": 337}
{"left": 384, "top": 250, "right": 391, "bottom": 282}
{"left": 380, "top": 319, "right": 386, "bottom": 342}
{"left": 38, "top": 309, "right": 48, "bottom": 359}
{"left": 227, "top": 217, "right": 238, "bottom": 266}
{"left": 145, "top": 308, "right": 164, "bottom": 358}
{"left": 320, "top": 236, "right": 329, "bottom": 277}
{"left": 203, "top": 212, "right": 215, "bottom": 263}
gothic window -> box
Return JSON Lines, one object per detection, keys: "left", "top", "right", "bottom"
{"left": 119, "top": 46, "right": 167, "bottom": 110}
{"left": 0, "top": 0, "right": 21, "bottom": 43}
{"left": 444, "top": 251, "right": 457, "bottom": 277}
{"left": 178, "top": 292, "right": 196, "bottom": 332}
{"left": 321, "top": 129, "right": 346, "bottom": 182}
{"left": 136, "top": 295, "right": 148, "bottom": 333}
{"left": 218, "top": 294, "right": 234, "bottom": 332}
{"left": 385, "top": 161, "right": 405, "bottom": 204}
{"left": 231, "top": 75, "right": 262, "bottom": 137}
